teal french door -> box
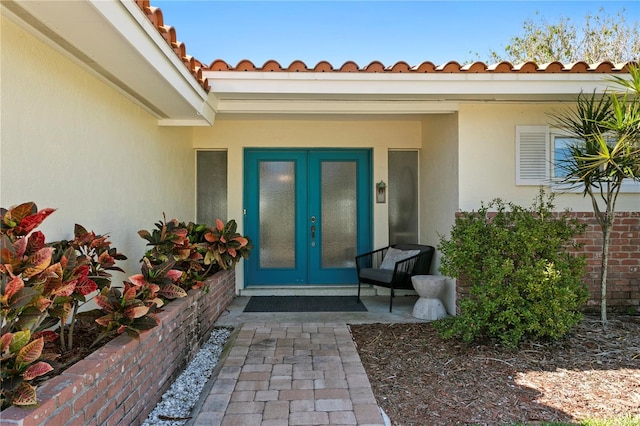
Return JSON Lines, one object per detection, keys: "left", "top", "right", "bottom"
{"left": 245, "top": 149, "right": 371, "bottom": 285}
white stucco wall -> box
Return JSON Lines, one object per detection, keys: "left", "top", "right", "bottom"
{"left": 0, "top": 16, "right": 195, "bottom": 280}
{"left": 420, "top": 114, "right": 459, "bottom": 250}
{"left": 457, "top": 103, "right": 639, "bottom": 212}
{"left": 420, "top": 113, "right": 459, "bottom": 314}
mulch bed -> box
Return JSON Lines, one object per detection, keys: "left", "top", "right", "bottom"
{"left": 350, "top": 315, "right": 640, "bottom": 425}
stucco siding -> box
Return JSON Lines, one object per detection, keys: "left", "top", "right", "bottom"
{"left": 420, "top": 114, "right": 459, "bottom": 250}
{"left": 420, "top": 113, "right": 459, "bottom": 314}
{"left": 0, "top": 16, "right": 195, "bottom": 279}
{"left": 457, "top": 103, "right": 639, "bottom": 212}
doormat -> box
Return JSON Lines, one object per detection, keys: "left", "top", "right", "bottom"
{"left": 243, "top": 296, "right": 368, "bottom": 313}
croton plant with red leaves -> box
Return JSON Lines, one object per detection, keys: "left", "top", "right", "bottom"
{"left": 1, "top": 203, "right": 254, "bottom": 409}
{"left": 48, "top": 224, "right": 127, "bottom": 352}
{"left": 93, "top": 257, "right": 186, "bottom": 341}
{"left": 1, "top": 202, "right": 60, "bottom": 408}
{"left": 204, "top": 219, "right": 252, "bottom": 271}
{"left": 138, "top": 216, "right": 252, "bottom": 291}
{"left": 1, "top": 202, "right": 127, "bottom": 408}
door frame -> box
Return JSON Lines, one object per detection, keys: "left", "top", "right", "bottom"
{"left": 243, "top": 148, "right": 372, "bottom": 286}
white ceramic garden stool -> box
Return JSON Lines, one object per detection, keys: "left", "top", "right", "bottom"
{"left": 411, "top": 275, "right": 447, "bottom": 320}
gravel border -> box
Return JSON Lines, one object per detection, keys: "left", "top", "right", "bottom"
{"left": 141, "top": 327, "right": 233, "bottom": 426}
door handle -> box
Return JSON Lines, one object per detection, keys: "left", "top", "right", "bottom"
{"left": 311, "top": 225, "right": 316, "bottom": 239}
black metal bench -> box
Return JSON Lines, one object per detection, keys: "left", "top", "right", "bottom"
{"left": 356, "top": 244, "right": 435, "bottom": 312}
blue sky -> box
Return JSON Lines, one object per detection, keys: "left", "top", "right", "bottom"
{"left": 153, "top": 1, "right": 639, "bottom": 67}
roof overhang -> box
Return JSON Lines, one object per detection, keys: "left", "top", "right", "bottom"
{"left": 2, "top": 0, "right": 628, "bottom": 121}
{"left": 205, "top": 71, "right": 619, "bottom": 115}
{"left": 2, "top": 0, "right": 215, "bottom": 126}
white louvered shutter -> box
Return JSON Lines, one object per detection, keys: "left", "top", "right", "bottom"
{"left": 515, "top": 126, "right": 549, "bottom": 185}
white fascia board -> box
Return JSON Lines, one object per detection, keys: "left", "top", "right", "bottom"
{"left": 215, "top": 99, "right": 459, "bottom": 114}
{"left": 206, "top": 71, "right": 613, "bottom": 99}
{"left": 159, "top": 101, "right": 217, "bottom": 126}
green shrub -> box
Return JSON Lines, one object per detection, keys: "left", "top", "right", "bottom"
{"left": 436, "top": 190, "right": 589, "bottom": 348}
{"left": 138, "top": 216, "right": 253, "bottom": 292}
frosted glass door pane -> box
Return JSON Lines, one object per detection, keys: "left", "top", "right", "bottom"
{"left": 321, "top": 161, "right": 356, "bottom": 268}
{"left": 260, "top": 162, "right": 295, "bottom": 268}
{"left": 389, "top": 151, "right": 418, "bottom": 244}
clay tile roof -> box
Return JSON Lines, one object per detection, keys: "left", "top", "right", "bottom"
{"left": 461, "top": 62, "right": 487, "bottom": 72}
{"left": 436, "top": 61, "right": 462, "bottom": 72}
{"left": 158, "top": 25, "right": 175, "bottom": 46}
{"left": 136, "top": 0, "right": 210, "bottom": 91}
{"left": 413, "top": 62, "right": 436, "bottom": 73}
{"left": 591, "top": 61, "right": 615, "bottom": 73}
{"left": 363, "top": 61, "right": 385, "bottom": 73}
{"left": 539, "top": 61, "right": 564, "bottom": 72}
{"left": 209, "top": 59, "right": 231, "bottom": 71}
{"left": 487, "top": 61, "right": 513, "bottom": 72}
{"left": 339, "top": 61, "right": 360, "bottom": 72}
{"left": 513, "top": 61, "right": 538, "bottom": 73}
{"left": 288, "top": 60, "right": 308, "bottom": 72}
{"left": 140, "top": 0, "right": 632, "bottom": 84}
{"left": 567, "top": 61, "right": 590, "bottom": 73}
{"left": 235, "top": 60, "right": 257, "bottom": 71}
{"left": 262, "top": 60, "right": 283, "bottom": 72}
{"left": 172, "top": 41, "right": 186, "bottom": 59}
{"left": 389, "top": 61, "right": 412, "bottom": 73}
{"left": 313, "top": 61, "right": 334, "bottom": 72}
{"left": 145, "top": 5, "right": 163, "bottom": 27}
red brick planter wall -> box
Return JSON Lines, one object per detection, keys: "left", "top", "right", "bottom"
{"left": 577, "top": 211, "right": 640, "bottom": 313}
{"left": 454, "top": 212, "right": 640, "bottom": 314}
{"left": 0, "top": 270, "right": 236, "bottom": 426}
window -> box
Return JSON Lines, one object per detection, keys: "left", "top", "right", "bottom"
{"left": 516, "top": 126, "right": 639, "bottom": 192}
{"left": 552, "top": 135, "right": 584, "bottom": 182}
{"left": 196, "top": 150, "right": 228, "bottom": 225}
{"left": 388, "top": 150, "right": 419, "bottom": 244}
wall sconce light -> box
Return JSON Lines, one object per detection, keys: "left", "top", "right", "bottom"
{"left": 376, "top": 180, "right": 387, "bottom": 203}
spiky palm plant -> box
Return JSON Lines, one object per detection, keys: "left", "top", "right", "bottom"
{"left": 551, "top": 65, "right": 640, "bottom": 322}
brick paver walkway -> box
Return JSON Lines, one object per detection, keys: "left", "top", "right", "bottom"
{"left": 191, "top": 322, "right": 386, "bottom": 425}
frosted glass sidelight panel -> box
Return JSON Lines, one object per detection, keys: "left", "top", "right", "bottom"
{"left": 321, "top": 161, "right": 357, "bottom": 268}
{"left": 197, "top": 151, "right": 227, "bottom": 226}
{"left": 259, "top": 161, "right": 296, "bottom": 268}
{"left": 388, "top": 151, "right": 419, "bottom": 244}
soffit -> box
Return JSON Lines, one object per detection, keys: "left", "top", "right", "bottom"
{"left": 204, "top": 70, "right": 632, "bottom": 115}
{"left": 3, "top": 0, "right": 635, "bottom": 120}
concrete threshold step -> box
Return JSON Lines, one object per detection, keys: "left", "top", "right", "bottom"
{"left": 239, "top": 285, "right": 416, "bottom": 297}
{"left": 239, "top": 285, "right": 374, "bottom": 297}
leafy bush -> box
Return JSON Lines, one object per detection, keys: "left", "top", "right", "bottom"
{"left": 436, "top": 190, "right": 589, "bottom": 348}
{"left": 138, "top": 216, "right": 205, "bottom": 289}
{"left": 49, "top": 225, "right": 127, "bottom": 351}
{"left": 0, "top": 330, "right": 54, "bottom": 408}
{"left": 139, "top": 216, "right": 252, "bottom": 290}
{"left": 1, "top": 202, "right": 127, "bottom": 407}
{"left": 1, "top": 203, "right": 253, "bottom": 409}
{"left": 203, "top": 219, "right": 253, "bottom": 271}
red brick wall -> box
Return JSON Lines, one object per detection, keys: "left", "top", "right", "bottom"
{"left": 575, "top": 211, "right": 640, "bottom": 314}
{"left": 454, "top": 212, "right": 640, "bottom": 314}
{"left": 0, "top": 270, "right": 236, "bottom": 426}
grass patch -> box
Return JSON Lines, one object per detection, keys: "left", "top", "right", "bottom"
{"left": 533, "top": 417, "right": 640, "bottom": 426}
